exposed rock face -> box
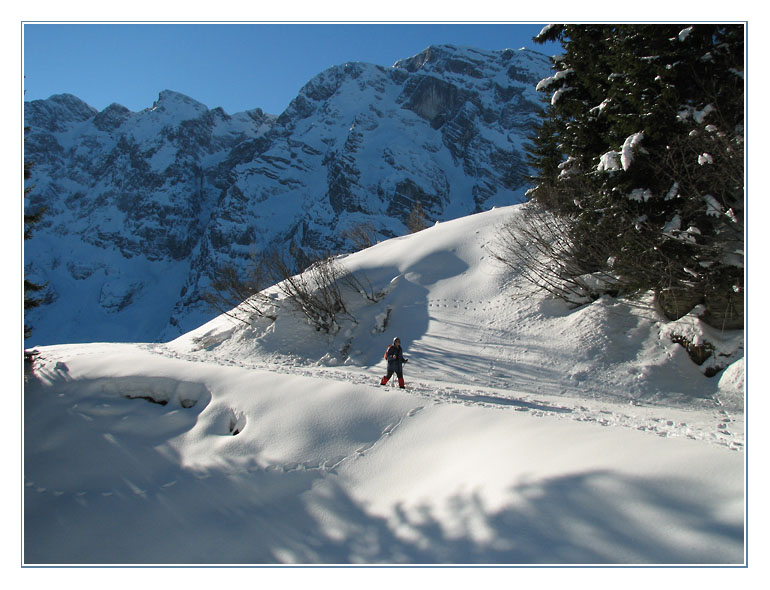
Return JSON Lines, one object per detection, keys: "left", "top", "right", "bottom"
{"left": 24, "top": 44, "right": 552, "bottom": 344}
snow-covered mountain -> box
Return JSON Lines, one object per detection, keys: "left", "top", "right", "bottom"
{"left": 24, "top": 44, "right": 552, "bottom": 345}
{"left": 23, "top": 203, "right": 745, "bottom": 565}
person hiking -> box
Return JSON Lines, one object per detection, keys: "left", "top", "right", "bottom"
{"left": 380, "top": 337, "right": 408, "bottom": 388}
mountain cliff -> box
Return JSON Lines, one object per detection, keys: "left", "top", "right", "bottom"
{"left": 24, "top": 44, "right": 553, "bottom": 345}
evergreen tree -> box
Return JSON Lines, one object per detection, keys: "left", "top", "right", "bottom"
{"left": 24, "top": 134, "right": 47, "bottom": 339}
{"left": 529, "top": 24, "right": 744, "bottom": 328}
{"left": 523, "top": 103, "right": 564, "bottom": 211}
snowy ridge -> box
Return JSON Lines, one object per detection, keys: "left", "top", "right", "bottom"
{"left": 24, "top": 203, "right": 745, "bottom": 565}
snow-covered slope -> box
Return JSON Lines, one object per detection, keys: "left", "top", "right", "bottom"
{"left": 24, "top": 45, "right": 551, "bottom": 346}
{"left": 24, "top": 203, "right": 745, "bottom": 565}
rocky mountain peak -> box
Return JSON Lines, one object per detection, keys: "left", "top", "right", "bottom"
{"left": 394, "top": 44, "right": 549, "bottom": 88}
{"left": 24, "top": 93, "right": 98, "bottom": 132}
{"left": 92, "top": 102, "right": 132, "bottom": 131}
{"left": 137, "top": 89, "right": 211, "bottom": 127}
{"left": 393, "top": 44, "right": 480, "bottom": 73}
{"left": 24, "top": 46, "right": 553, "bottom": 346}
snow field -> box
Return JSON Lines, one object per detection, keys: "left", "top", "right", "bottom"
{"left": 25, "top": 342, "right": 743, "bottom": 564}
{"left": 23, "top": 204, "right": 744, "bottom": 565}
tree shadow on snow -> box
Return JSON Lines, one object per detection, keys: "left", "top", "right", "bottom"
{"left": 23, "top": 362, "right": 742, "bottom": 565}
{"left": 26, "top": 462, "right": 743, "bottom": 564}
{"left": 305, "top": 470, "right": 743, "bottom": 565}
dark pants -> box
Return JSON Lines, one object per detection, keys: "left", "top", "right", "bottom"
{"left": 380, "top": 368, "right": 405, "bottom": 388}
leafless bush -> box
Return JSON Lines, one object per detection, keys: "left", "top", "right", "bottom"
{"left": 202, "top": 255, "right": 278, "bottom": 325}
{"left": 339, "top": 267, "right": 386, "bottom": 304}
{"left": 207, "top": 245, "right": 385, "bottom": 334}
{"left": 267, "top": 250, "right": 354, "bottom": 334}
{"left": 406, "top": 202, "right": 429, "bottom": 233}
{"left": 344, "top": 223, "right": 378, "bottom": 251}
{"left": 491, "top": 203, "right": 620, "bottom": 306}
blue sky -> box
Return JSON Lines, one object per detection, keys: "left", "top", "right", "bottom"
{"left": 23, "top": 23, "right": 562, "bottom": 116}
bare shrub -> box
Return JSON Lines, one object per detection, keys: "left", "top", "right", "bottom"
{"left": 206, "top": 246, "right": 384, "bottom": 335}
{"left": 339, "top": 267, "right": 386, "bottom": 304}
{"left": 344, "top": 223, "right": 378, "bottom": 251}
{"left": 490, "top": 203, "right": 620, "bottom": 306}
{"left": 202, "top": 254, "right": 278, "bottom": 325}
{"left": 406, "top": 202, "right": 429, "bottom": 233}
{"left": 266, "top": 250, "right": 354, "bottom": 334}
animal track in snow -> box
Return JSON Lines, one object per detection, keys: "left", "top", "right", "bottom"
{"left": 381, "top": 420, "right": 401, "bottom": 436}
{"left": 355, "top": 441, "right": 376, "bottom": 455}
